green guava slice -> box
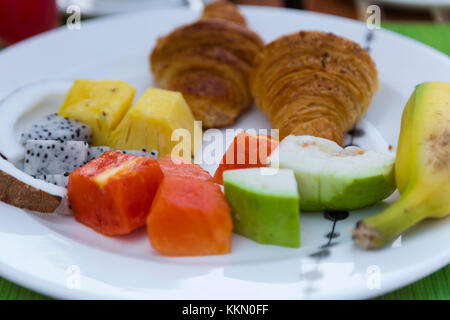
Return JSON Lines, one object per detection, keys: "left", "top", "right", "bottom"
{"left": 223, "top": 168, "right": 300, "bottom": 248}
{"left": 269, "top": 135, "right": 396, "bottom": 211}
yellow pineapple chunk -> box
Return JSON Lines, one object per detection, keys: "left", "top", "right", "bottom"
{"left": 108, "top": 88, "right": 201, "bottom": 161}
{"left": 58, "top": 80, "right": 136, "bottom": 145}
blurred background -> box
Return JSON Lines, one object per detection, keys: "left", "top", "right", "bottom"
{"left": 0, "top": 0, "right": 449, "bottom": 46}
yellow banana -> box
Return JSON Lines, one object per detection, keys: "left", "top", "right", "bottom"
{"left": 352, "top": 81, "right": 450, "bottom": 249}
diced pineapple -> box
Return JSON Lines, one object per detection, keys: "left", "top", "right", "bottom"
{"left": 58, "top": 80, "right": 136, "bottom": 145}
{"left": 108, "top": 88, "right": 201, "bottom": 161}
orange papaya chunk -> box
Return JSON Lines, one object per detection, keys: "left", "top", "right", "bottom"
{"left": 147, "top": 176, "right": 233, "bottom": 256}
{"left": 213, "top": 131, "right": 279, "bottom": 184}
{"left": 68, "top": 151, "right": 163, "bottom": 236}
{"left": 157, "top": 154, "right": 213, "bottom": 181}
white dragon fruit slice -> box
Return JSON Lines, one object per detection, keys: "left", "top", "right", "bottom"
{"left": 87, "top": 146, "right": 158, "bottom": 162}
{"left": 87, "top": 146, "right": 112, "bottom": 162}
{"left": 24, "top": 140, "right": 88, "bottom": 176}
{"left": 35, "top": 174, "right": 69, "bottom": 188}
{"left": 122, "top": 149, "right": 158, "bottom": 159}
{"left": 20, "top": 113, "right": 92, "bottom": 145}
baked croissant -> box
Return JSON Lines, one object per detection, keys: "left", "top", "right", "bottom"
{"left": 250, "top": 31, "right": 379, "bottom": 145}
{"left": 150, "top": 0, "right": 264, "bottom": 128}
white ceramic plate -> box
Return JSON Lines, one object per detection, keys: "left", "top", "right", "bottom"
{"left": 0, "top": 6, "right": 449, "bottom": 300}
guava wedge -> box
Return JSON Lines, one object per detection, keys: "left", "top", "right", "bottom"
{"left": 223, "top": 168, "right": 300, "bottom": 248}
{"left": 269, "top": 135, "right": 395, "bottom": 211}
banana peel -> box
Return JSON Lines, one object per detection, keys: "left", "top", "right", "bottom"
{"left": 352, "top": 81, "right": 450, "bottom": 249}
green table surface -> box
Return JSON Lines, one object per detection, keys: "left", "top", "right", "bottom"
{"left": 0, "top": 22, "right": 449, "bottom": 300}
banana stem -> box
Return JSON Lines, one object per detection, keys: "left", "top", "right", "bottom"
{"left": 352, "top": 193, "right": 428, "bottom": 249}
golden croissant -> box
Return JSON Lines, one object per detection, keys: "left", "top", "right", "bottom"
{"left": 250, "top": 31, "right": 379, "bottom": 145}
{"left": 150, "top": 0, "right": 264, "bottom": 128}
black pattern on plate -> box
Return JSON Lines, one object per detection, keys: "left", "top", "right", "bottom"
{"left": 308, "top": 210, "right": 349, "bottom": 259}
{"left": 364, "top": 29, "right": 375, "bottom": 52}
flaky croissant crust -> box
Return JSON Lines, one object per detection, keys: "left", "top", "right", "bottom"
{"left": 151, "top": 1, "right": 263, "bottom": 128}
{"left": 201, "top": 0, "right": 247, "bottom": 27}
{"left": 250, "top": 31, "right": 379, "bottom": 145}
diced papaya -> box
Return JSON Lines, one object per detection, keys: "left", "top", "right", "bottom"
{"left": 213, "top": 131, "right": 279, "bottom": 184}
{"left": 68, "top": 151, "right": 163, "bottom": 236}
{"left": 147, "top": 176, "right": 233, "bottom": 256}
{"left": 157, "top": 154, "right": 213, "bottom": 181}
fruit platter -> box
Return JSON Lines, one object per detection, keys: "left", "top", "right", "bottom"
{"left": 0, "top": 2, "right": 449, "bottom": 299}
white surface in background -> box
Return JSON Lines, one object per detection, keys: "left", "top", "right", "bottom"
{"left": 363, "top": 0, "right": 450, "bottom": 8}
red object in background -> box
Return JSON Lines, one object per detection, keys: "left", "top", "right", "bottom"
{"left": 0, "top": 0, "right": 59, "bottom": 45}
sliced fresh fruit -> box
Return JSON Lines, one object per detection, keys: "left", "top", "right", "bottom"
{"left": 223, "top": 168, "right": 300, "bottom": 248}
{"left": 87, "top": 146, "right": 158, "bottom": 162}
{"left": 86, "top": 146, "right": 112, "bottom": 161}
{"left": 20, "top": 113, "right": 92, "bottom": 144}
{"left": 68, "top": 151, "right": 163, "bottom": 236}
{"left": 121, "top": 149, "right": 158, "bottom": 158}
{"left": 157, "top": 154, "right": 213, "bottom": 181}
{"left": 147, "top": 176, "right": 233, "bottom": 256}
{"left": 108, "top": 88, "right": 201, "bottom": 161}
{"left": 35, "top": 174, "right": 69, "bottom": 188}
{"left": 24, "top": 140, "right": 88, "bottom": 176}
{"left": 353, "top": 81, "right": 450, "bottom": 249}
{"left": 0, "top": 156, "right": 65, "bottom": 213}
{"left": 58, "top": 80, "right": 136, "bottom": 145}
{"left": 213, "top": 131, "right": 279, "bottom": 184}
{"left": 270, "top": 135, "right": 395, "bottom": 211}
